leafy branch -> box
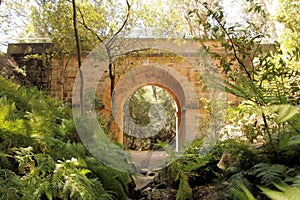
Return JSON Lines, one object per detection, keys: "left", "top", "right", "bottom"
{"left": 77, "top": 0, "right": 131, "bottom": 96}
{"left": 197, "top": 0, "right": 253, "bottom": 81}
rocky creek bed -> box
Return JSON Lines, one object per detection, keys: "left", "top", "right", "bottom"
{"left": 129, "top": 168, "right": 225, "bottom": 200}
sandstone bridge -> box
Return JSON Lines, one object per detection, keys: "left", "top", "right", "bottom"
{"left": 8, "top": 39, "right": 239, "bottom": 153}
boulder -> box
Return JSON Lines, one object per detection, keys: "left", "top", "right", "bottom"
{"left": 0, "top": 54, "right": 22, "bottom": 84}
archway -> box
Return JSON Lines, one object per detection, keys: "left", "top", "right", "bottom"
{"left": 72, "top": 41, "right": 226, "bottom": 172}
{"left": 123, "top": 85, "right": 179, "bottom": 151}
{"left": 112, "top": 63, "right": 200, "bottom": 151}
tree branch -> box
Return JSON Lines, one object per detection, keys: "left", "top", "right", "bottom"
{"left": 107, "top": 0, "right": 131, "bottom": 48}
{"left": 77, "top": 7, "right": 104, "bottom": 44}
{"left": 197, "top": 0, "right": 253, "bottom": 81}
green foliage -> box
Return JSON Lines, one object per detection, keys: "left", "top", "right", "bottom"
{"left": 123, "top": 86, "right": 177, "bottom": 150}
{"left": 271, "top": 104, "right": 300, "bottom": 123}
{"left": 52, "top": 158, "right": 113, "bottom": 200}
{"left": 259, "top": 183, "right": 300, "bottom": 200}
{"left": 290, "top": 174, "right": 300, "bottom": 188}
{"left": 218, "top": 101, "right": 265, "bottom": 142}
{"left": 0, "top": 169, "right": 23, "bottom": 200}
{"left": 258, "top": 172, "right": 300, "bottom": 200}
{"left": 194, "top": 3, "right": 300, "bottom": 198}
{"left": 85, "top": 157, "right": 132, "bottom": 200}
{"left": 230, "top": 180, "right": 300, "bottom": 200}
{"left": 270, "top": 105, "right": 300, "bottom": 139}
{"left": 24, "top": 0, "right": 135, "bottom": 54}
{"left": 227, "top": 172, "right": 253, "bottom": 195}
{"left": 230, "top": 183, "right": 256, "bottom": 200}
{"left": 262, "top": 105, "right": 300, "bottom": 165}
{"left": 160, "top": 139, "right": 213, "bottom": 198}
{"left": 152, "top": 1, "right": 300, "bottom": 199}
{"left": 163, "top": 137, "right": 266, "bottom": 199}
{"left": 0, "top": 96, "right": 32, "bottom": 149}
{"left": 214, "top": 139, "right": 261, "bottom": 171}
{"left": 199, "top": 0, "right": 300, "bottom": 149}
{"left": 250, "top": 163, "right": 289, "bottom": 186}
{"left": 127, "top": 87, "right": 152, "bottom": 126}
{"left": 227, "top": 162, "right": 298, "bottom": 199}
{"left": 176, "top": 173, "right": 192, "bottom": 200}
{"left": 0, "top": 77, "right": 132, "bottom": 199}
{"left": 277, "top": 0, "right": 300, "bottom": 54}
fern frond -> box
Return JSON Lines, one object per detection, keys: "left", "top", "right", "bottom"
{"left": 53, "top": 158, "right": 114, "bottom": 200}
{"left": 230, "top": 182, "right": 256, "bottom": 200}
{"left": 270, "top": 104, "right": 300, "bottom": 123}
{"left": 0, "top": 169, "right": 22, "bottom": 200}
{"left": 85, "top": 157, "right": 131, "bottom": 200}
{"left": 228, "top": 172, "right": 253, "bottom": 191}
{"left": 288, "top": 135, "right": 300, "bottom": 146}
{"left": 291, "top": 174, "right": 300, "bottom": 188}
{"left": 259, "top": 182, "right": 300, "bottom": 200}
{"left": 176, "top": 173, "right": 192, "bottom": 200}
{"left": 250, "top": 163, "right": 288, "bottom": 186}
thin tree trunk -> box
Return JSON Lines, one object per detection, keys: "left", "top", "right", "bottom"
{"left": 72, "top": 0, "right": 84, "bottom": 115}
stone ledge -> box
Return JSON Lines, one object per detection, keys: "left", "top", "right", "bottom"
{"left": 7, "top": 43, "right": 53, "bottom": 55}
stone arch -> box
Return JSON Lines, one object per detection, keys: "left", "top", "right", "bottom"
{"left": 72, "top": 40, "right": 226, "bottom": 155}
{"left": 97, "top": 47, "right": 206, "bottom": 114}
{"left": 111, "top": 62, "right": 200, "bottom": 150}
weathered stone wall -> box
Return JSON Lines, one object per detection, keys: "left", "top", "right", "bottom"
{"left": 12, "top": 55, "right": 52, "bottom": 90}
{"left": 63, "top": 39, "right": 234, "bottom": 145}
{"left": 7, "top": 43, "right": 53, "bottom": 91}
{"left": 51, "top": 55, "right": 82, "bottom": 101}
{"left": 51, "top": 39, "right": 239, "bottom": 103}
{"left": 7, "top": 39, "right": 242, "bottom": 147}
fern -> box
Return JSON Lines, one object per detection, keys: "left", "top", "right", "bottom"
{"left": 0, "top": 77, "right": 133, "bottom": 199}
{"left": 290, "top": 174, "right": 300, "bottom": 188}
{"left": 250, "top": 163, "right": 289, "bottom": 186}
{"left": 0, "top": 97, "right": 28, "bottom": 141}
{"left": 288, "top": 135, "right": 300, "bottom": 146}
{"left": 53, "top": 158, "right": 114, "bottom": 200}
{"left": 271, "top": 104, "right": 300, "bottom": 123}
{"left": 12, "top": 146, "right": 35, "bottom": 174}
{"left": 230, "top": 183, "right": 256, "bottom": 200}
{"left": 85, "top": 157, "right": 132, "bottom": 200}
{"left": 21, "top": 173, "right": 52, "bottom": 200}
{"left": 34, "top": 153, "right": 56, "bottom": 176}
{"left": 259, "top": 182, "right": 300, "bottom": 200}
{"left": 0, "top": 169, "right": 22, "bottom": 200}
{"left": 227, "top": 172, "right": 253, "bottom": 192}
{"left": 176, "top": 173, "right": 192, "bottom": 200}
{"left": 62, "top": 172, "right": 97, "bottom": 200}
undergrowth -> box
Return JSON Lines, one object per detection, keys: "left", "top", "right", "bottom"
{"left": 0, "top": 77, "right": 132, "bottom": 200}
{"left": 160, "top": 104, "right": 300, "bottom": 200}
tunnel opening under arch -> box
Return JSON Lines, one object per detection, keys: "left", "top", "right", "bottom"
{"left": 112, "top": 63, "right": 200, "bottom": 151}
{"left": 123, "top": 85, "right": 180, "bottom": 151}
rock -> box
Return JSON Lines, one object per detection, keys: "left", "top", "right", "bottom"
{"left": 217, "top": 152, "right": 235, "bottom": 170}
{"left": 192, "top": 185, "right": 223, "bottom": 200}
{"left": 147, "top": 189, "right": 176, "bottom": 200}
{"left": 141, "top": 168, "right": 149, "bottom": 176}
{"left": 0, "top": 54, "right": 22, "bottom": 84}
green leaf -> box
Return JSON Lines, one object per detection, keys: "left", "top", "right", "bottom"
{"left": 259, "top": 183, "right": 300, "bottom": 200}
{"left": 230, "top": 183, "right": 256, "bottom": 200}
{"left": 176, "top": 174, "right": 192, "bottom": 200}
{"left": 250, "top": 163, "right": 288, "bottom": 186}
{"left": 271, "top": 104, "right": 300, "bottom": 123}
